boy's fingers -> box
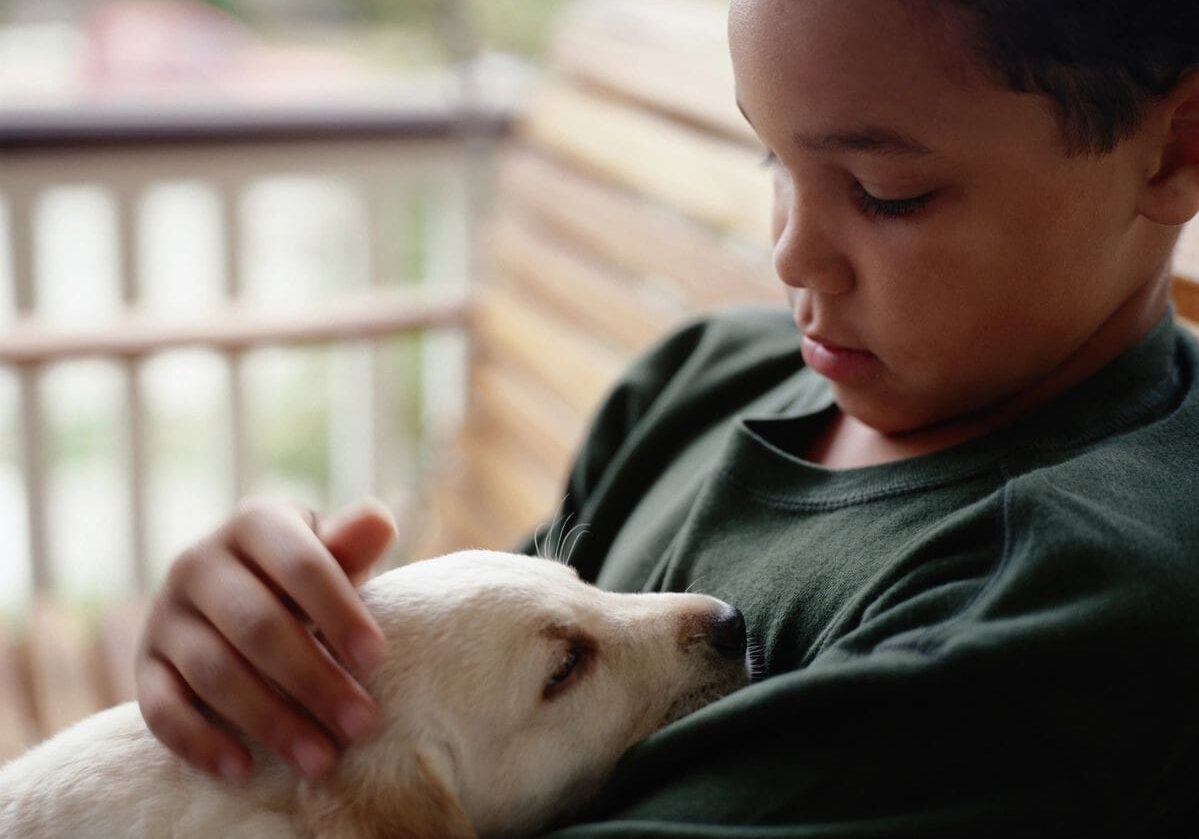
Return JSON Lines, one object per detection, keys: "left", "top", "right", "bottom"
{"left": 186, "top": 553, "right": 379, "bottom": 745}
{"left": 316, "top": 498, "right": 397, "bottom": 582}
{"left": 228, "top": 503, "right": 385, "bottom": 675}
{"left": 136, "top": 653, "right": 252, "bottom": 782}
{"left": 148, "top": 608, "right": 340, "bottom": 780}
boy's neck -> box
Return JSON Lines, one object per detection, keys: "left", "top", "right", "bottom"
{"left": 804, "top": 277, "right": 1173, "bottom": 470}
{"left": 804, "top": 409, "right": 1016, "bottom": 470}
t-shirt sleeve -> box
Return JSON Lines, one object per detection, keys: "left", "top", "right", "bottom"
{"left": 542, "top": 473, "right": 1199, "bottom": 838}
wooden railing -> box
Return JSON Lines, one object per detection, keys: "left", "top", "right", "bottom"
{"left": 0, "top": 99, "right": 512, "bottom": 603}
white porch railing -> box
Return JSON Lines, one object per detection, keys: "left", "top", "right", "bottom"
{"left": 0, "top": 99, "right": 511, "bottom": 608}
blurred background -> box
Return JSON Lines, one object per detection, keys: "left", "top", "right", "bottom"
{"left": 0, "top": 0, "right": 565, "bottom": 616}
{"left": 2, "top": 0, "right": 1196, "bottom": 758}
{"left": 0, "top": 0, "right": 564, "bottom": 106}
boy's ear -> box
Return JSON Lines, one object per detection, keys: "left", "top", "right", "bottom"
{"left": 1139, "top": 69, "right": 1199, "bottom": 227}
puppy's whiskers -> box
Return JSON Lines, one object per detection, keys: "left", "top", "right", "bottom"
{"left": 560, "top": 524, "right": 590, "bottom": 566}
{"left": 683, "top": 576, "right": 709, "bottom": 595}
{"left": 533, "top": 525, "right": 544, "bottom": 560}
{"left": 533, "top": 495, "right": 571, "bottom": 561}
{"left": 745, "top": 638, "right": 767, "bottom": 683}
{"left": 531, "top": 496, "right": 592, "bottom": 565}
{"left": 553, "top": 513, "right": 576, "bottom": 562}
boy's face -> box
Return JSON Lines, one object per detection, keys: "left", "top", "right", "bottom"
{"left": 729, "top": 0, "right": 1168, "bottom": 434}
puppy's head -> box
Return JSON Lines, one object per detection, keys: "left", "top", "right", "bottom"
{"left": 337, "top": 550, "right": 750, "bottom": 839}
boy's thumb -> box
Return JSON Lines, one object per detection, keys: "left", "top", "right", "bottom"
{"left": 318, "top": 498, "right": 398, "bottom": 583}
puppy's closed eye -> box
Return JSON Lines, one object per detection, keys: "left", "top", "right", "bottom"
{"left": 542, "top": 635, "right": 595, "bottom": 700}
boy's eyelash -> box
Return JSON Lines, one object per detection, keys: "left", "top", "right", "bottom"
{"left": 761, "top": 151, "right": 933, "bottom": 220}
{"left": 851, "top": 182, "right": 934, "bottom": 221}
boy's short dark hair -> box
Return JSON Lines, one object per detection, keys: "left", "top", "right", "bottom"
{"left": 941, "top": 0, "right": 1198, "bottom": 155}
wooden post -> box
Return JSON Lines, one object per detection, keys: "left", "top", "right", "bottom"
{"left": 219, "top": 182, "right": 249, "bottom": 505}
{"left": 9, "top": 186, "right": 50, "bottom": 595}
{"left": 115, "top": 186, "right": 150, "bottom": 594}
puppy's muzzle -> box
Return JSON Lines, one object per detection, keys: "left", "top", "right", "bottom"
{"left": 708, "top": 605, "right": 747, "bottom": 661}
{"left": 680, "top": 602, "right": 748, "bottom": 660}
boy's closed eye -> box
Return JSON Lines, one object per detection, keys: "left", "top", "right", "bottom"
{"left": 851, "top": 182, "right": 936, "bottom": 220}
{"left": 759, "top": 150, "right": 938, "bottom": 221}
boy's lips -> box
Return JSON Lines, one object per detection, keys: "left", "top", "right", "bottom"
{"left": 801, "top": 334, "right": 881, "bottom": 382}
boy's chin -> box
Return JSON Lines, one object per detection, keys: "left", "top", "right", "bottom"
{"left": 830, "top": 385, "right": 985, "bottom": 440}
{"left": 828, "top": 386, "right": 925, "bottom": 437}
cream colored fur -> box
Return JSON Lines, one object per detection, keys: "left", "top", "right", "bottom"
{"left": 0, "top": 550, "right": 750, "bottom": 838}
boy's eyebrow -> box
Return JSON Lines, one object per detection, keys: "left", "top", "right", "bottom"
{"left": 795, "top": 127, "right": 934, "bottom": 158}
{"left": 736, "top": 98, "right": 935, "bottom": 158}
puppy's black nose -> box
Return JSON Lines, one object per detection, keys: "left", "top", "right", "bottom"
{"left": 709, "top": 605, "right": 747, "bottom": 661}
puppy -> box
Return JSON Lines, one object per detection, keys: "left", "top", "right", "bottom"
{"left": 0, "top": 550, "right": 751, "bottom": 838}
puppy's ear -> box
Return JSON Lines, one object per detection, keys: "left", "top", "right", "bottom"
{"left": 391, "top": 752, "right": 478, "bottom": 839}
{"left": 299, "top": 751, "right": 476, "bottom": 839}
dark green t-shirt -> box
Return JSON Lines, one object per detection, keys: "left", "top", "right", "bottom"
{"left": 533, "top": 307, "right": 1199, "bottom": 839}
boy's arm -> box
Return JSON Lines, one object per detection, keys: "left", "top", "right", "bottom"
{"left": 545, "top": 477, "right": 1199, "bottom": 838}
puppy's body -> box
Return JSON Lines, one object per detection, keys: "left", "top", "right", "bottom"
{"left": 1, "top": 704, "right": 297, "bottom": 837}
{"left": 1, "top": 551, "right": 751, "bottom": 839}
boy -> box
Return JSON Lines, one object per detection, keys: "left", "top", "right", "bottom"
{"left": 136, "top": 0, "right": 1199, "bottom": 835}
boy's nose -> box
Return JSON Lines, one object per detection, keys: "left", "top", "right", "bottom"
{"left": 773, "top": 196, "right": 855, "bottom": 295}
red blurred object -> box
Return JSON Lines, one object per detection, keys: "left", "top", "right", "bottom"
{"left": 81, "top": 1, "right": 367, "bottom": 104}
{"left": 83, "top": 1, "right": 252, "bottom": 99}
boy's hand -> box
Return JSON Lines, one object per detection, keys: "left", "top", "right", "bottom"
{"left": 135, "top": 497, "right": 396, "bottom": 783}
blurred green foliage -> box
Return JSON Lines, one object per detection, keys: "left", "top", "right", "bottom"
{"left": 466, "top": 0, "right": 569, "bottom": 56}
{"left": 199, "top": 0, "right": 569, "bottom": 56}
{"left": 250, "top": 350, "right": 332, "bottom": 499}
{"left": 200, "top": 0, "right": 240, "bottom": 14}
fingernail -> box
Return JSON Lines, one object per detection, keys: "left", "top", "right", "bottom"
{"left": 348, "top": 632, "right": 384, "bottom": 674}
{"left": 218, "top": 754, "right": 250, "bottom": 783}
{"left": 291, "top": 738, "right": 334, "bottom": 779}
{"left": 337, "top": 701, "right": 377, "bottom": 742}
